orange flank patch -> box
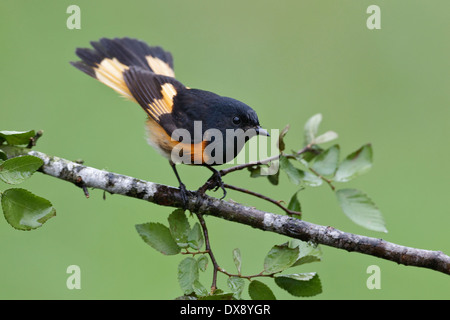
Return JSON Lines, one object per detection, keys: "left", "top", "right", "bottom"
{"left": 145, "top": 119, "right": 208, "bottom": 164}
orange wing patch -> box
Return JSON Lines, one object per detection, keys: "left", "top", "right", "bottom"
{"left": 93, "top": 58, "right": 135, "bottom": 101}
{"left": 146, "top": 56, "right": 175, "bottom": 78}
{"left": 147, "top": 83, "right": 177, "bottom": 119}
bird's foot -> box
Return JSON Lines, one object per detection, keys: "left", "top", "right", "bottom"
{"left": 178, "top": 182, "right": 189, "bottom": 210}
{"left": 205, "top": 171, "right": 227, "bottom": 200}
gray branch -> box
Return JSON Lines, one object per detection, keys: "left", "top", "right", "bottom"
{"left": 8, "top": 149, "right": 450, "bottom": 275}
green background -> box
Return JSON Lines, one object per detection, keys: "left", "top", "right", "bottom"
{"left": 1, "top": 0, "right": 449, "bottom": 299}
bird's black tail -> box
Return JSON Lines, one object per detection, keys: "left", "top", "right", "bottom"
{"left": 70, "top": 37, "right": 175, "bottom": 99}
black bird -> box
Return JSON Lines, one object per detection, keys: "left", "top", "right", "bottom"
{"left": 71, "top": 37, "right": 268, "bottom": 207}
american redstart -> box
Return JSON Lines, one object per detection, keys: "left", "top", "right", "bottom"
{"left": 71, "top": 37, "right": 268, "bottom": 206}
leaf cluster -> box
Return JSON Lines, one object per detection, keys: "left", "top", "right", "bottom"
{"left": 136, "top": 209, "right": 323, "bottom": 299}
{"left": 0, "top": 130, "right": 55, "bottom": 230}
{"left": 251, "top": 114, "right": 387, "bottom": 233}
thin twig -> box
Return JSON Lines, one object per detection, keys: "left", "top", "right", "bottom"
{"left": 219, "top": 144, "right": 315, "bottom": 177}
{"left": 193, "top": 212, "right": 220, "bottom": 293}
{"left": 219, "top": 154, "right": 280, "bottom": 177}
{"left": 224, "top": 183, "right": 301, "bottom": 217}
{"left": 181, "top": 249, "right": 210, "bottom": 256}
{"left": 26, "top": 130, "right": 43, "bottom": 149}
{"left": 217, "top": 269, "right": 279, "bottom": 281}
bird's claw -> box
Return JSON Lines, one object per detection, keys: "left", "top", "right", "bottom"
{"left": 179, "top": 182, "right": 189, "bottom": 210}
{"left": 206, "top": 171, "right": 227, "bottom": 200}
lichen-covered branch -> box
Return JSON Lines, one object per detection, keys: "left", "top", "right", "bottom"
{"left": 6, "top": 148, "right": 450, "bottom": 276}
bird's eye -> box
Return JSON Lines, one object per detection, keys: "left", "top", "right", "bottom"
{"left": 233, "top": 116, "right": 241, "bottom": 125}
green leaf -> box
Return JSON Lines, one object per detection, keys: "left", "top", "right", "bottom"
{"left": 303, "top": 170, "right": 323, "bottom": 187}
{"left": 0, "top": 155, "right": 43, "bottom": 184}
{"left": 0, "top": 130, "right": 35, "bottom": 146}
{"left": 311, "top": 145, "right": 340, "bottom": 176}
{"left": 313, "top": 130, "right": 338, "bottom": 145}
{"left": 334, "top": 144, "right": 373, "bottom": 182}
{"left": 289, "top": 239, "right": 322, "bottom": 267}
{"left": 267, "top": 162, "right": 280, "bottom": 185}
{"left": 1, "top": 188, "right": 56, "bottom": 230}
{"left": 263, "top": 243, "right": 299, "bottom": 273}
{"left": 304, "top": 114, "right": 322, "bottom": 145}
{"left": 280, "top": 156, "right": 302, "bottom": 185}
{"left": 227, "top": 277, "right": 245, "bottom": 299}
{"left": 336, "top": 188, "right": 387, "bottom": 232}
{"left": 168, "top": 209, "right": 191, "bottom": 248}
{"left": 232, "top": 248, "right": 242, "bottom": 274}
{"left": 278, "top": 124, "right": 290, "bottom": 152}
{"left": 287, "top": 190, "right": 302, "bottom": 213}
{"left": 277, "top": 272, "right": 316, "bottom": 281}
{"left": 275, "top": 273, "right": 322, "bottom": 297}
{"left": 192, "top": 280, "right": 208, "bottom": 297}
{"left": 135, "top": 222, "right": 181, "bottom": 255}
{"left": 188, "top": 222, "right": 204, "bottom": 250}
{"left": 197, "top": 255, "right": 208, "bottom": 272}
{"left": 178, "top": 257, "right": 199, "bottom": 294}
{"left": 0, "top": 149, "right": 7, "bottom": 161}
{"left": 248, "top": 280, "right": 276, "bottom": 300}
{"left": 248, "top": 165, "right": 263, "bottom": 178}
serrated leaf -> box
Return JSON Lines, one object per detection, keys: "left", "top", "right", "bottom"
{"left": 178, "top": 257, "right": 199, "bottom": 294}
{"left": 197, "top": 255, "right": 208, "bottom": 272}
{"left": 336, "top": 188, "right": 387, "bottom": 233}
{"left": 188, "top": 222, "right": 204, "bottom": 250}
{"left": 275, "top": 273, "right": 322, "bottom": 297}
{"left": 1, "top": 188, "right": 56, "bottom": 230}
{"left": 135, "top": 222, "right": 181, "bottom": 255}
{"left": 192, "top": 280, "right": 208, "bottom": 297}
{"left": 168, "top": 209, "right": 191, "bottom": 248}
{"left": 302, "top": 170, "right": 323, "bottom": 187}
{"left": 280, "top": 156, "right": 302, "bottom": 185}
{"left": 227, "top": 277, "right": 245, "bottom": 299}
{"left": 276, "top": 272, "right": 316, "bottom": 281}
{"left": 311, "top": 145, "right": 340, "bottom": 176}
{"left": 0, "top": 155, "right": 43, "bottom": 184}
{"left": 232, "top": 248, "right": 242, "bottom": 274}
{"left": 248, "top": 280, "right": 276, "bottom": 300}
{"left": 304, "top": 114, "right": 322, "bottom": 145}
{"left": 289, "top": 239, "right": 322, "bottom": 267}
{"left": 334, "top": 144, "right": 373, "bottom": 182}
{"left": 264, "top": 243, "right": 299, "bottom": 273}
{"left": 313, "top": 131, "right": 338, "bottom": 144}
{"left": 0, "top": 130, "right": 35, "bottom": 146}
{"left": 278, "top": 124, "right": 290, "bottom": 152}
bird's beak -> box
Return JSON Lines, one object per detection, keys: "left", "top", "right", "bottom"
{"left": 256, "top": 126, "right": 270, "bottom": 137}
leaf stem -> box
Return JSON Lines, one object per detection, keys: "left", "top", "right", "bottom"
{"left": 192, "top": 211, "right": 220, "bottom": 294}
{"left": 308, "top": 167, "right": 335, "bottom": 191}
{"left": 181, "top": 249, "right": 210, "bottom": 256}
{"left": 217, "top": 268, "right": 280, "bottom": 281}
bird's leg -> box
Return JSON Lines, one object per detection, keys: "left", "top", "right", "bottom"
{"left": 170, "top": 161, "right": 189, "bottom": 209}
{"left": 203, "top": 164, "right": 227, "bottom": 200}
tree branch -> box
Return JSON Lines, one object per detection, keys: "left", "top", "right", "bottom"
{"left": 6, "top": 148, "right": 450, "bottom": 276}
